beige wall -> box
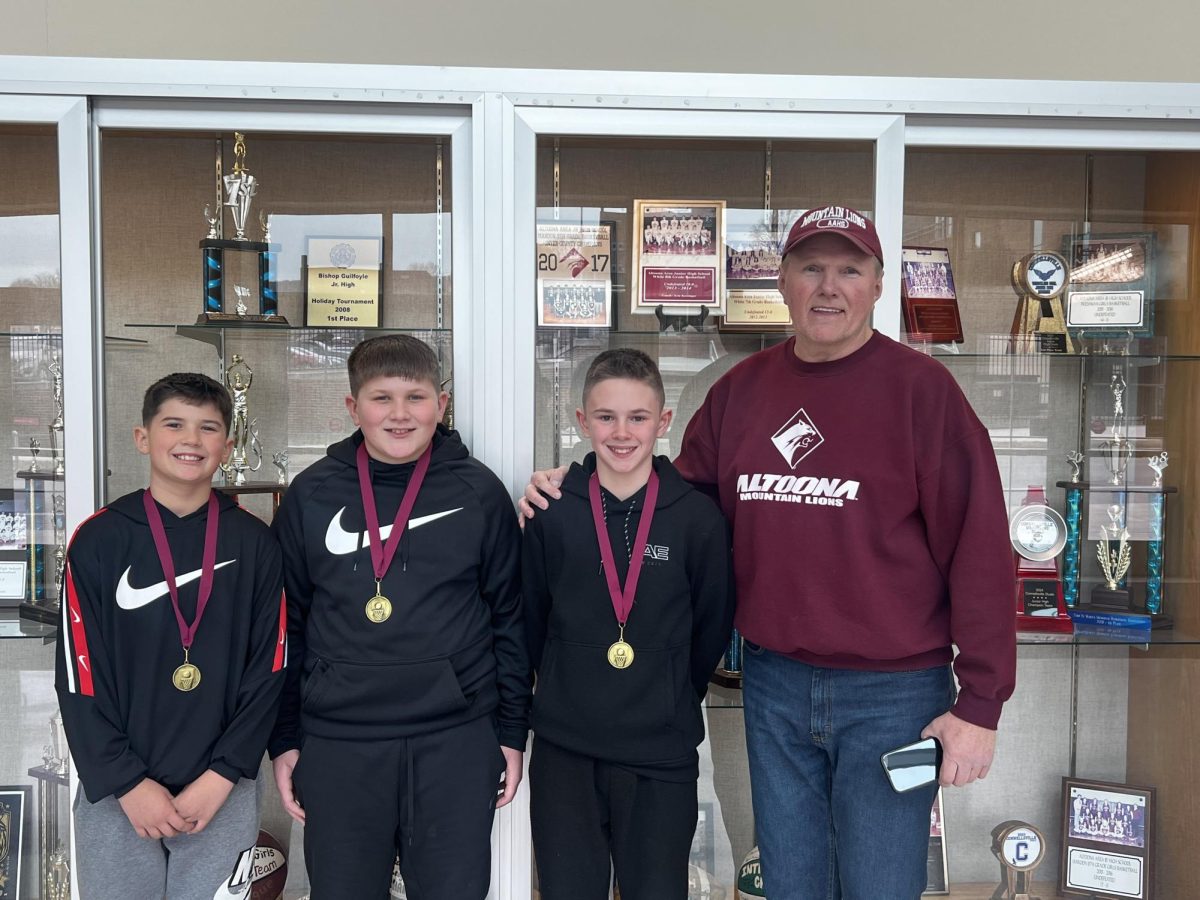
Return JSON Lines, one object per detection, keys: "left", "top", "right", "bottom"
{"left": 3, "top": 0, "right": 1200, "bottom": 83}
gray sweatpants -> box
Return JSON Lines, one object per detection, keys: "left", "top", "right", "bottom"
{"left": 74, "top": 777, "right": 260, "bottom": 900}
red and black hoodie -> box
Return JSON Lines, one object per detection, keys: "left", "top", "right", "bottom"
{"left": 56, "top": 489, "right": 286, "bottom": 803}
{"left": 267, "top": 426, "right": 530, "bottom": 758}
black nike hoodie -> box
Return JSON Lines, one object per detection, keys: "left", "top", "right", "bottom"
{"left": 268, "top": 426, "right": 530, "bottom": 756}
{"left": 523, "top": 454, "right": 734, "bottom": 778}
{"left": 55, "top": 489, "right": 286, "bottom": 803}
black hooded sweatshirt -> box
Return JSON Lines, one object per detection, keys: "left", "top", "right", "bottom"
{"left": 268, "top": 426, "right": 529, "bottom": 756}
{"left": 523, "top": 454, "right": 734, "bottom": 781}
{"left": 56, "top": 489, "right": 286, "bottom": 803}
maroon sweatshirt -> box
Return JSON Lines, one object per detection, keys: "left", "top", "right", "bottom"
{"left": 676, "top": 331, "right": 1016, "bottom": 729}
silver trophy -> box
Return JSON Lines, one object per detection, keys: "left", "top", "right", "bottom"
{"left": 272, "top": 450, "right": 290, "bottom": 486}
{"left": 259, "top": 210, "right": 272, "bottom": 243}
{"left": 52, "top": 494, "right": 65, "bottom": 599}
{"left": 29, "top": 437, "right": 41, "bottom": 473}
{"left": 1148, "top": 452, "right": 1168, "bottom": 489}
{"left": 1100, "top": 437, "right": 1132, "bottom": 486}
{"left": 222, "top": 132, "right": 258, "bottom": 242}
{"left": 1067, "top": 450, "right": 1085, "bottom": 483}
{"left": 219, "top": 355, "right": 263, "bottom": 486}
{"left": 47, "top": 356, "right": 65, "bottom": 476}
{"left": 203, "top": 204, "right": 220, "bottom": 239}
{"left": 234, "top": 284, "right": 251, "bottom": 318}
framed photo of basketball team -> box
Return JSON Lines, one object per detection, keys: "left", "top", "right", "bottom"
{"left": 632, "top": 199, "right": 726, "bottom": 314}
{"left": 900, "top": 246, "right": 964, "bottom": 343}
{"left": 1060, "top": 776, "right": 1155, "bottom": 899}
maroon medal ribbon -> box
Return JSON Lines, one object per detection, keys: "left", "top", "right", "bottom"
{"left": 356, "top": 441, "right": 432, "bottom": 606}
{"left": 588, "top": 470, "right": 659, "bottom": 630}
{"left": 143, "top": 490, "right": 219, "bottom": 689}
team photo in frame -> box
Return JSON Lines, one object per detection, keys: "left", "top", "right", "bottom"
{"left": 1061, "top": 232, "right": 1156, "bottom": 338}
{"left": 1060, "top": 777, "right": 1155, "bottom": 899}
{"left": 632, "top": 199, "right": 725, "bottom": 314}
{"left": 535, "top": 221, "right": 615, "bottom": 328}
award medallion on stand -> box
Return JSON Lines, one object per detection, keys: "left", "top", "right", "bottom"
{"left": 1010, "top": 487, "right": 1072, "bottom": 633}
{"left": 992, "top": 820, "right": 1046, "bottom": 899}
{"left": 1011, "top": 251, "right": 1074, "bottom": 354}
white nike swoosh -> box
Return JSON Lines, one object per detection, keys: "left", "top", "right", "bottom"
{"left": 70, "top": 607, "right": 81, "bottom": 624}
{"left": 324, "top": 507, "right": 464, "bottom": 555}
{"left": 115, "top": 560, "right": 237, "bottom": 610}
{"left": 77, "top": 654, "right": 89, "bottom": 672}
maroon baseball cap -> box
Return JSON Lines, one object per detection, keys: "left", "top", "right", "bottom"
{"left": 780, "top": 205, "right": 884, "bottom": 267}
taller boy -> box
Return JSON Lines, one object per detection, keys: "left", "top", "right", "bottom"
{"left": 270, "top": 335, "right": 529, "bottom": 899}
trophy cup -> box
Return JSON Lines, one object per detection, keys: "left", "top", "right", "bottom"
{"left": 47, "top": 356, "right": 65, "bottom": 476}
{"left": 1010, "top": 251, "right": 1074, "bottom": 354}
{"left": 1010, "top": 487, "right": 1072, "bottom": 632}
{"left": 29, "top": 711, "right": 71, "bottom": 900}
{"left": 272, "top": 450, "right": 290, "bottom": 486}
{"left": 198, "top": 133, "right": 287, "bottom": 325}
{"left": 1061, "top": 450, "right": 1085, "bottom": 608}
{"left": 1145, "top": 452, "right": 1172, "bottom": 625}
{"left": 219, "top": 355, "right": 263, "bottom": 487}
{"left": 29, "top": 437, "right": 40, "bottom": 473}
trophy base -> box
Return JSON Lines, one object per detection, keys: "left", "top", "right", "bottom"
{"left": 709, "top": 668, "right": 743, "bottom": 689}
{"left": 1016, "top": 612, "right": 1074, "bottom": 633}
{"left": 19, "top": 600, "right": 60, "bottom": 625}
{"left": 1088, "top": 586, "right": 1134, "bottom": 611}
{"left": 196, "top": 313, "right": 290, "bottom": 326}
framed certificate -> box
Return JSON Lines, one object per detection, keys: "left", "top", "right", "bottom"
{"left": 900, "top": 247, "right": 964, "bottom": 343}
{"left": 1060, "top": 777, "right": 1155, "bottom": 899}
{"left": 1061, "top": 232, "right": 1156, "bottom": 338}
{"left": 536, "top": 221, "right": 615, "bottom": 327}
{"left": 721, "top": 289, "right": 792, "bottom": 332}
{"left": 632, "top": 199, "right": 725, "bottom": 314}
{"left": 0, "top": 785, "right": 31, "bottom": 899}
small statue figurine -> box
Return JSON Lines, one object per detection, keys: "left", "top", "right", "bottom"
{"left": 272, "top": 450, "right": 290, "bottom": 486}
{"left": 259, "top": 209, "right": 271, "bottom": 243}
{"left": 1067, "top": 450, "right": 1085, "bottom": 483}
{"left": 234, "top": 284, "right": 251, "bottom": 318}
{"left": 1110, "top": 369, "right": 1126, "bottom": 422}
{"left": 1148, "top": 451, "right": 1169, "bottom": 489}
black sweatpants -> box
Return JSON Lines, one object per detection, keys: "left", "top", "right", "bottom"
{"left": 295, "top": 715, "right": 505, "bottom": 900}
{"left": 530, "top": 736, "right": 698, "bottom": 900}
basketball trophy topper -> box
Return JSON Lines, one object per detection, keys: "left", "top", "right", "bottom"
{"left": 1010, "top": 251, "right": 1074, "bottom": 354}
{"left": 219, "top": 355, "right": 263, "bottom": 486}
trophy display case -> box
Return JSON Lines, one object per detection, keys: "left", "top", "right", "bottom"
{"left": 99, "top": 129, "right": 456, "bottom": 523}
{"left": 529, "top": 135, "right": 1200, "bottom": 898}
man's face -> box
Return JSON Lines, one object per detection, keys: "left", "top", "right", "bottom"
{"left": 346, "top": 375, "right": 448, "bottom": 465}
{"left": 778, "top": 232, "right": 883, "bottom": 363}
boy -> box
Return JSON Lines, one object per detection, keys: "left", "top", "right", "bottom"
{"left": 56, "top": 373, "right": 287, "bottom": 900}
{"left": 523, "top": 348, "right": 734, "bottom": 900}
{"left": 269, "top": 334, "right": 528, "bottom": 900}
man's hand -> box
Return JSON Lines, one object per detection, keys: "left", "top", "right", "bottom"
{"left": 516, "top": 467, "right": 569, "bottom": 525}
{"left": 174, "top": 769, "right": 236, "bottom": 834}
{"left": 273, "top": 750, "right": 306, "bottom": 824}
{"left": 922, "top": 711, "right": 996, "bottom": 787}
{"left": 117, "top": 778, "right": 192, "bottom": 839}
{"left": 495, "top": 746, "right": 524, "bottom": 809}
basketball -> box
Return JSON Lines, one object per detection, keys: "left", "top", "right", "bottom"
{"left": 736, "top": 846, "right": 765, "bottom": 899}
{"left": 250, "top": 830, "right": 288, "bottom": 900}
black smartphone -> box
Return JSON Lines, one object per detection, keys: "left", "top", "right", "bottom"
{"left": 880, "top": 737, "right": 943, "bottom": 793}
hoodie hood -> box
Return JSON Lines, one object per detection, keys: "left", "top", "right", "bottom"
{"left": 325, "top": 424, "right": 469, "bottom": 474}
{"left": 560, "top": 452, "right": 693, "bottom": 510}
{"left": 107, "top": 487, "right": 240, "bottom": 527}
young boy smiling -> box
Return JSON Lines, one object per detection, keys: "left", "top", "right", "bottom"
{"left": 269, "top": 334, "right": 529, "bottom": 900}
{"left": 57, "top": 373, "right": 286, "bottom": 900}
{"left": 523, "top": 348, "right": 734, "bottom": 900}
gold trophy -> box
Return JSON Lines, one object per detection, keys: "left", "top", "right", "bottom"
{"left": 1011, "top": 252, "right": 1074, "bottom": 354}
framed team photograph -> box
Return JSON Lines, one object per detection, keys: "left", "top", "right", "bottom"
{"left": 923, "top": 790, "right": 949, "bottom": 895}
{"left": 1061, "top": 232, "right": 1156, "bottom": 338}
{"left": 536, "top": 221, "right": 615, "bottom": 328}
{"left": 721, "top": 209, "right": 790, "bottom": 332}
{"left": 1060, "top": 777, "right": 1155, "bottom": 899}
{"left": 0, "top": 785, "right": 31, "bottom": 900}
{"left": 900, "top": 247, "right": 964, "bottom": 343}
{"left": 632, "top": 199, "right": 725, "bottom": 314}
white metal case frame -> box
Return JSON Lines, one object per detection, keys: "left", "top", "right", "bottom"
{"left": 0, "top": 95, "right": 95, "bottom": 537}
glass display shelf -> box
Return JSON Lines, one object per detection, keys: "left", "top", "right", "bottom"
{"left": 0, "top": 610, "right": 57, "bottom": 641}
{"left": 127, "top": 323, "right": 451, "bottom": 334}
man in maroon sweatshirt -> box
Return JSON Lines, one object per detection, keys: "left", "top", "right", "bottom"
{"left": 525, "top": 205, "right": 1015, "bottom": 898}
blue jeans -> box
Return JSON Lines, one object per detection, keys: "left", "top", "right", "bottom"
{"left": 742, "top": 643, "right": 953, "bottom": 900}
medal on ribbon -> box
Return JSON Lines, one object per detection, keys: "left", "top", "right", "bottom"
{"left": 356, "top": 441, "right": 431, "bottom": 623}
{"left": 588, "top": 471, "right": 659, "bottom": 670}
{"left": 143, "top": 490, "right": 220, "bottom": 692}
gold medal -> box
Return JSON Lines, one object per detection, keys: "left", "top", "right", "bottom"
{"left": 173, "top": 662, "right": 201, "bottom": 691}
{"left": 607, "top": 640, "right": 634, "bottom": 668}
{"left": 366, "top": 593, "right": 392, "bottom": 623}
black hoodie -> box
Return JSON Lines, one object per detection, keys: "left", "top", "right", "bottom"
{"left": 523, "top": 454, "right": 734, "bottom": 780}
{"left": 268, "top": 426, "right": 529, "bottom": 756}
{"left": 56, "top": 489, "right": 286, "bottom": 803}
